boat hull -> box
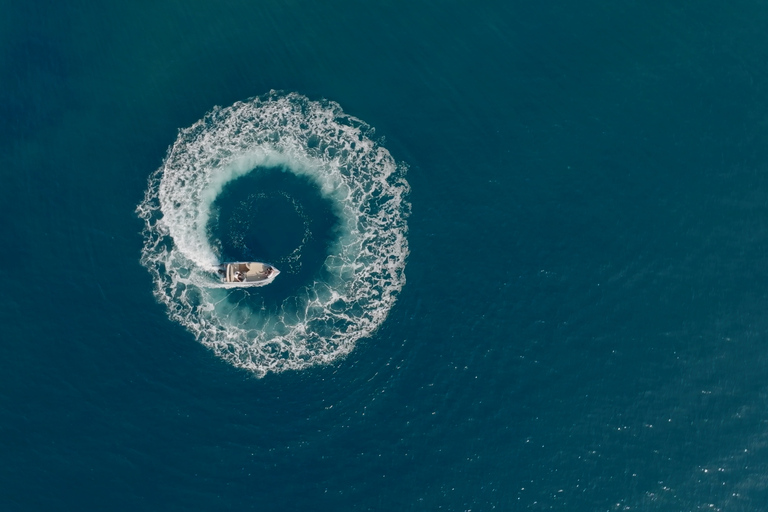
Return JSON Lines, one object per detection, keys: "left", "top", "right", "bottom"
{"left": 215, "top": 262, "right": 279, "bottom": 287}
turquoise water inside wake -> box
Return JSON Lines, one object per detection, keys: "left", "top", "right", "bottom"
{"left": 4, "top": 0, "right": 768, "bottom": 510}
{"left": 212, "top": 168, "right": 337, "bottom": 287}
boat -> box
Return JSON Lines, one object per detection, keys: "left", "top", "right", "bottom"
{"left": 214, "top": 261, "right": 280, "bottom": 287}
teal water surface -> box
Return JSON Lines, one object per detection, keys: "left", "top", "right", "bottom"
{"left": 3, "top": 1, "right": 768, "bottom": 510}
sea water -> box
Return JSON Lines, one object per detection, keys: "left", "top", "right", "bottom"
{"left": 3, "top": 0, "right": 768, "bottom": 510}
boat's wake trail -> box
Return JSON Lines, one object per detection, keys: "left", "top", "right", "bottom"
{"left": 136, "top": 92, "right": 410, "bottom": 376}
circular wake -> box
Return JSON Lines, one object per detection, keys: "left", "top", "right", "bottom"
{"left": 137, "top": 92, "right": 410, "bottom": 376}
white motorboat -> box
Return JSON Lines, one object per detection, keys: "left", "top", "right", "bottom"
{"left": 215, "top": 262, "right": 280, "bottom": 287}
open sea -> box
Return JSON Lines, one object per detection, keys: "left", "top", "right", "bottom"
{"left": 4, "top": 1, "right": 768, "bottom": 510}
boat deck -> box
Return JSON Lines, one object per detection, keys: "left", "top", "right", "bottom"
{"left": 223, "top": 262, "right": 275, "bottom": 283}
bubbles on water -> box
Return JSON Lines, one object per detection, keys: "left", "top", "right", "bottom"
{"left": 137, "top": 91, "right": 410, "bottom": 376}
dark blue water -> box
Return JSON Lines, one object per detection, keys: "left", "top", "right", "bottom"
{"left": 3, "top": 1, "right": 768, "bottom": 510}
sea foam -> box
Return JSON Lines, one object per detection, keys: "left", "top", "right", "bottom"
{"left": 136, "top": 92, "right": 410, "bottom": 376}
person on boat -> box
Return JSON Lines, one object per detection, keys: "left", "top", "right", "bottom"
{"left": 264, "top": 267, "right": 272, "bottom": 277}
{"left": 235, "top": 271, "right": 245, "bottom": 282}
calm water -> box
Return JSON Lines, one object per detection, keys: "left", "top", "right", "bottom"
{"left": 3, "top": 1, "right": 768, "bottom": 510}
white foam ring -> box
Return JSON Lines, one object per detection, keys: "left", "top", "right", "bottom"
{"left": 137, "top": 92, "right": 410, "bottom": 377}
